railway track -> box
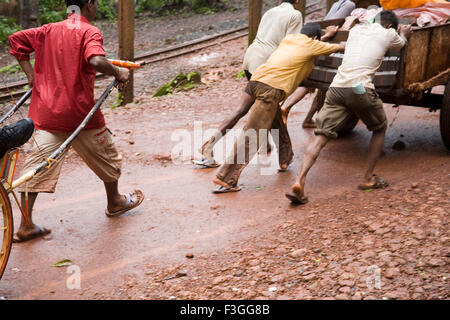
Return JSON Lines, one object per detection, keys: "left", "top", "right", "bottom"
{"left": 0, "top": 26, "right": 249, "bottom": 103}
{"left": 0, "top": 3, "right": 326, "bottom": 103}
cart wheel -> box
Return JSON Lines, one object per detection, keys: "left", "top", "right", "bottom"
{"left": 0, "top": 183, "right": 13, "bottom": 280}
{"left": 440, "top": 81, "right": 450, "bottom": 151}
{"left": 338, "top": 114, "right": 359, "bottom": 136}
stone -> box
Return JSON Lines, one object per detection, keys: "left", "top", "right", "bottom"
{"left": 384, "top": 268, "right": 400, "bottom": 279}
{"left": 335, "top": 294, "right": 349, "bottom": 300}
{"left": 339, "top": 286, "right": 352, "bottom": 294}
{"left": 212, "top": 276, "right": 227, "bottom": 285}
{"left": 290, "top": 248, "right": 307, "bottom": 258}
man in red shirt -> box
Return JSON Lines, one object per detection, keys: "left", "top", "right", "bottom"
{"left": 9, "top": 0, "right": 144, "bottom": 242}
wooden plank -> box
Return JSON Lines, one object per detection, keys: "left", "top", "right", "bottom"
{"left": 313, "top": 18, "right": 345, "bottom": 29}
{"left": 118, "top": 0, "right": 135, "bottom": 105}
{"left": 248, "top": 0, "right": 262, "bottom": 46}
{"left": 403, "top": 28, "right": 431, "bottom": 87}
{"left": 425, "top": 24, "right": 450, "bottom": 81}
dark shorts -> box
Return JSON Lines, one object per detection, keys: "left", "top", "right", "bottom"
{"left": 244, "top": 70, "right": 252, "bottom": 95}
{"left": 314, "top": 87, "right": 387, "bottom": 139}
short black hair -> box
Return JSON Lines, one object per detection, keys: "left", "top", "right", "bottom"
{"left": 65, "top": 0, "right": 95, "bottom": 9}
{"left": 282, "top": 0, "right": 297, "bottom": 4}
{"left": 376, "top": 10, "right": 399, "bottom": 30}
{"left": 301, "top": 23, "right": 322, "bottom": 40}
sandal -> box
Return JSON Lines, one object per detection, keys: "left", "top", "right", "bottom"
{"left": 285, "top": 192, "right": 309, "bottom": 205}
{"left": 192, "top": 158, "right": 220, "bottom": 168}
{"left": 358, "top": 175, "right": 389, "bottom": 190}
{"left": 212, "top": 185, "right": 242, "bottom": 194}
{"left": 105, "top": 190, "right": 144, "bottom": 217}
{"left": 13, "top": 226, "right": 51, "bottom": 243}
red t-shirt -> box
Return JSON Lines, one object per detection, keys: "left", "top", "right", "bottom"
{"left": 9, "top": 14, "right": 106, "bottom": 132}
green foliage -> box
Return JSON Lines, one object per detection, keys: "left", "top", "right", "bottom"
{"left": 39, "top": 0, "right": 66, "bottom": 24}
{"left": 136, "top": 0, "right": 224, "bottom": 15}
{"left": 153, "top": 71, "right": 201, "bottom": 97}
{"left": 0, "top": 63, "right": 21, "bottom": 74}
{"left": 97, "top": 0, "right": 117, "bottom": 21}
{"left": 0, "top": 16, "right": 21, "bottom": 44}
{"left": 39, "top": 0, "right": 117, "bottom": 24}
{"left": 236, "top": 70, "right": 245, "bottom": 79}
{"left": 110, "top": 92, "right": 124, "bottom": 108}
{"left": 0, "top": 59, "right": 34, "bottom": 74}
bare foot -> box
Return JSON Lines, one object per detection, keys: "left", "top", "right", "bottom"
{"left": 302, "top": 121, "right": 316, "bottom": 129}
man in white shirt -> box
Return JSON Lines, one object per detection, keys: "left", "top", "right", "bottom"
{"left": 195, "top": 0, "right": 303, "bottom": 168}
{"left": 285, "top": 10, "right": 412, "bottom": 205}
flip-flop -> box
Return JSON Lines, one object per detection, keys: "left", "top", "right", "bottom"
{"left": 192, "top": 158, "right": 220, "bottom": 168}
{"left": 212, "top": 185, "right": 242, "bottom": 194}
{"left": 13, "top": 226, "right": 51, "bottom": 243}
{"left": 285, "top": 192, "right": 309, "bottom": 205}
{"left": 358, "top": 175, "right": 389, "bottom": 190}
{"left": 105, "top": 190, "right": 144, "bottom": 217}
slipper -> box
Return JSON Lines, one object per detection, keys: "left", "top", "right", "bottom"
{"left": 212, "top": 185, "right": 242, "bottom": 194}
{"left": 285, "top": 192, "right": 309, "bottom": 205}
{"left": 192, "top": 158, "right": 220, "bottom": 168}
{"left": 13, "top": 226, "right": 51, "bottom": 243}
{"left": 358, "top": 175, "right": 389, "bottom": 190}
{"left": 105, "top": 190, "right": 144, "bottom": 217}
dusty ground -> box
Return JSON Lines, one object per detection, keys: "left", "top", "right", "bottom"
{"left": 0, "top": 3, "right": 448, "bottom": 301}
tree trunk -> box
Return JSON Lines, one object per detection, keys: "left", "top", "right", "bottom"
{"left": 19, "top": 0, "right": 40, "bottom": 29}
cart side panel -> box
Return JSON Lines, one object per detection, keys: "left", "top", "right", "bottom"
{"left": 426, "top": 25, "right": 450, "bottom": 80}
{"left": 403, "top": 28, "right": 431, "bottom": 87}
{"left": 404, "top": 23, "right": 450, "bottom": 87}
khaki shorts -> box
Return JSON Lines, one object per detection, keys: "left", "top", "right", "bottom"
{"left": 19, "top": 127, "right": 122, "bottom": 193}
{"left": 314, "top": 87, "right": 387, "bottom": 139}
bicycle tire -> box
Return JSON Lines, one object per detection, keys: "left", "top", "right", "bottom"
{"left": 0, "top": 183, "right": 13, "bottom": 280}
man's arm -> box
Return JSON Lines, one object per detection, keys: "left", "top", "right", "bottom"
{"left": 18, "top": 60, "right": 34, "bottom": 87}
{"left": 9, "top": 28, "right": 40, "bottom": 86}
{"left": 398, "top": 25, "right": 412, "bottom": 43}
{"left": 88, "top": 56, "right": 129, "bottom": 83}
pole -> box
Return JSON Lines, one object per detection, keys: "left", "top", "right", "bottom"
{"left": 10, "top": 80, "right": 117, "bottom": 191}
{"left": 118, "top": 0, "right": 135, "bottom": 105}
{"left": 248, "top": 0, "right": 262, "bottom": 46}
{"left": 0, "top": 89, "right": 32, "bottom": 125}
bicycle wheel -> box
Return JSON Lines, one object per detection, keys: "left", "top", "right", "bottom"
{"left": 0, "top": 183, "right": 13, "bottom": 280}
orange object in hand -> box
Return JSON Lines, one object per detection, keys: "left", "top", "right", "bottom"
{"left": 108, "top": 59, "right": 141, "bottom": 69}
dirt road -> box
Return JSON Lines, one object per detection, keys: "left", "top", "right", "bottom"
{"left": 0, "top": 37, "right": 448, "bottom": 300}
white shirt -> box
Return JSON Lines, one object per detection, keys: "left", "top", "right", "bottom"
{"left": 331, "top": 23, "right": 406, "bottom": 89}
{"left": 242, "top": 2, "right": 303, "bottom": 74}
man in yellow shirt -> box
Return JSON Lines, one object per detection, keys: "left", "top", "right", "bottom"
{"left": 212, "top": 23, "right": 344, "bottom": 193}
{"left": 195, "top": 0, "right": 303, "bottom": 168}
{"left": 286, "top": 11, "right": 411, "bottom": 204}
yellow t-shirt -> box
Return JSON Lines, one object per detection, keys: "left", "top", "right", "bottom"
{"left": 251, "top": 34, "right": 340, "bottom": 96}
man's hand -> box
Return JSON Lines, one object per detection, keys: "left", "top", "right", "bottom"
{"left": 338, "top": 41, "right": 346, "bottom": 52}
{"left": 89, "top": 55, "right": 129, "bottom": 85}
{"left": 398, "top": 24, "right": 412, "bottom": 40}
{"left": 114, "top": 67, "right": 129, "bottom": 83}
{"left": 321, "top": 25, "right": 339, "bottom": 41}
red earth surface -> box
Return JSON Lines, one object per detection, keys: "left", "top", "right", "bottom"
{"left": 0, "top": 35, "right": 448, "bottom": 300}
